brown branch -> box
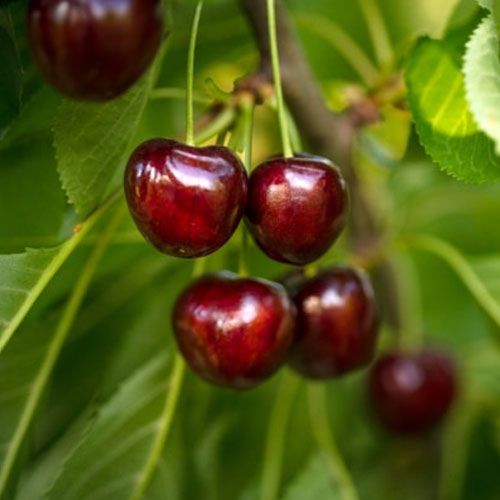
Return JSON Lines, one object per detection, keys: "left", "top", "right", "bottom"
{"left": 240, "top": 0, "right": 401, "bottom": 331}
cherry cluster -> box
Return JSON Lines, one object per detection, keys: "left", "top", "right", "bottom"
{"left": 26, "top": 0, "right": 456, "bottom": 435}
{"left": 124, "top": 140, "right": 456, "bottom": 434}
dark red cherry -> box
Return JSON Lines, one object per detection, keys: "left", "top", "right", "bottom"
{"left": 124, "top": 139, "right": 248, "bottom": 258}
{"left": 173, "top": 272, "right": 295, "bottom": 389}
{"left": 245, "top": 156, "right": 348, "bottom": 265}
{"left": 27, "top": 0, "right": 163, "bottom": 100}
{"left": 288, "top": 267, "right": 378, "bottom": 378}
{"left": 368, "top": 350, "right": 457, "bottom": 434}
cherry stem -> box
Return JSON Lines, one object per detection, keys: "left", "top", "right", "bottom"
{"left": 260, "top": 371, "right": 299, "bottom": 500}
{"left": 193, "top": 255, "right": 207, "bottom": 278}
{"left": 238, "top": 97, "right": 255, "bottom": 277}
{"left": 151, "top": 87, "right": 211, "bottom": 104}
{"left": 286, "top": 108, "right": 303, "bottom": 153}
{"left": 216, "top": 131, "right": 227, "bottom": 146}
{"left": 130, "top": 256, "right": 207, "bottom": 500}
{"left": 266, "top": 0, "right": 293, "bottom": 158}
{"left": 390, "top": 252, "right": 424, "bottom": 350}
{"left": 307, "top": 384, "right": 359, "bottom": 500}
{"left": 186, "top": 0, "right": 204, "bottom": 146}
{"left": 194, "top": 106, "right": 236, "bottom": 146}
{"left": 305, "top": 262, "right": 318, "bottom": 278}
{"left": 358, "top": 0, "right": 393, "bottom": 70}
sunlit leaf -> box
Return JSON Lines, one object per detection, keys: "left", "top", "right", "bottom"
{"left": 406, "top": 37, "right": 500, "bottom": 183}
{"left": 464, "top": 15, "right": 500, "bottom": 154}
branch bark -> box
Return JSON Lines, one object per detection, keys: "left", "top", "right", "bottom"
{"left": 240, "top": 0, "right": 401, "bottom": 330}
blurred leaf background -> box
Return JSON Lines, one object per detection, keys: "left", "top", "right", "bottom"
{"left": 0, "top": 0, "right": 499, "bottom": 499}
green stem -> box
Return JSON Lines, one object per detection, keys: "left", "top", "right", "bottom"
{"left": 438, "top": 408, "right": 476, "bottom": 500}
{"left": 0, "top": 189, "right": 121, "bottom": 355}
{"left": 242, "top": 101, "right": 255, "bottom": 169}
{"left": 407, "top": 234, "right": 500, "bottom": 344}
{"left": 130, "top": 258, "right": 207, "bottom": 500}
{"left": 193, "top": 256, "right": 207, "bottom": 278}
{"left": 194, "top": 106, "right": 236, "bottom": 145}
{"left": 260, "top": 372, "right": 299, "bottom": 500}
{"left": 390, "top": 252, "right": 424, "bottom": 350}
{"left": 0, "top": 206, "right": 123, "bottom": 497}
{"left": 267, "top": 0, "right": 293, "bottom": 158}
{"left": 307, "top": 384, "right": 359, "bottom": 500}
{"left": 305, "top": 262, "right": 319, "bottom": 278}
{"left": 151, "top": 87, "right": 211, "bottom": 104}
{"left": 358, "top": 0, "right": 393, "bottom": 69}
{"left": 286, "top": 108, "right": 303, "bottom": 153}
{"left": 130, "top": 355, "right": 186, "bottom": 500}
{"left": 216, "top": 131, "right": 227, "bottom": 146}
{"left": 186, "top": 1, "right": 204, "bottom": 146}
{"left": 239, "top": 98, "right": 255, "bottom": 277}
{"left": 297, "top": 15, "right": 379, "bottom": 86}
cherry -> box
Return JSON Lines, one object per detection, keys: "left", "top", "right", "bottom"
{"left": 288, "top": 267, "right": 378, "bottom": 378}
{"left": 27, "top": 0, "right": 163, "bottom": 100}
{"left": 172, "top": 272, "right": 295, "bottom": 389}
{"left": 245, "top": 155, "right": 347, "bottom": 265}
{"left": 124, "top": 139, "right": 248, "bottom": 258}
{"left": 368, "top": 350, "right": 457, "bottom": 434}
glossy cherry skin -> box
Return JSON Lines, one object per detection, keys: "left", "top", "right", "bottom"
{"left": 288, "top": 267, "right": 378, "bottom": 378}
{"left": 125, "top": 139, "right": 248, "bottom": 258}
{"left": 368, "top": 350, "right": 457, "bottom": 434}
{"left": 173, "top": 272, "right": 295, "bottom": 389}
{"left": 27, "top": 0, "right": 163, "bottom": 100}
{"left": 245, "top": 156, "right": 347, "bottom": 265}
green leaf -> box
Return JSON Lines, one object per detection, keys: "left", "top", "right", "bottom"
{"left": 466, "top": 346, "right": 500, "bottom": 401}
{"left": 16, "top": 415, "right": 91, "bottom": 500}
{"left": 194, "top": 419, "right": 229, "bottom": 500}
{"left": 464, "top": 15, "right": 500, "bottom": 154}
{"left": 0, "top": 193, "right": 118, "bottom": 355}
{"left": 0, "top": 26, "right": 21, "bottom": 132}
{"left": 405, "top": 37, "right": 500, "bottom": 183}
{"left": 477, "top": 0, "right": 492, "bottom": 8}
{"left": 53, "top": 81, "right": 149, "bottom": 218}
{"left": 0, "top": 87, "right": 67, "bottom": 253}
{"left": 0, "top": 208, "right": 120, "bottom": 498}
{"left": 45, "top": 356, "right": 173, "bottom": 500}
{"left": 0, "top": 321, "right": 56, "bottom": 499}
{"left": 475, "top": 0, "right": 500, "bottom": 30}
{"left": 0, "top": 247, "right": 59, "bottom": 349}
{"left": 282, "top": 455, "right": 339, "bottom": 500}
{"left": 0, "top": 87, "right": 61, "bottom": 150}
{"left": 0, "top": 141, "right": 67, "bottom": 253}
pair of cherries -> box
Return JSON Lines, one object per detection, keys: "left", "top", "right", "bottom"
{"left": 124, "top": 140, "right": 347, "bottom": 264}
{"left": 173, "top": 266, "right": 378, "bottom": 389}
